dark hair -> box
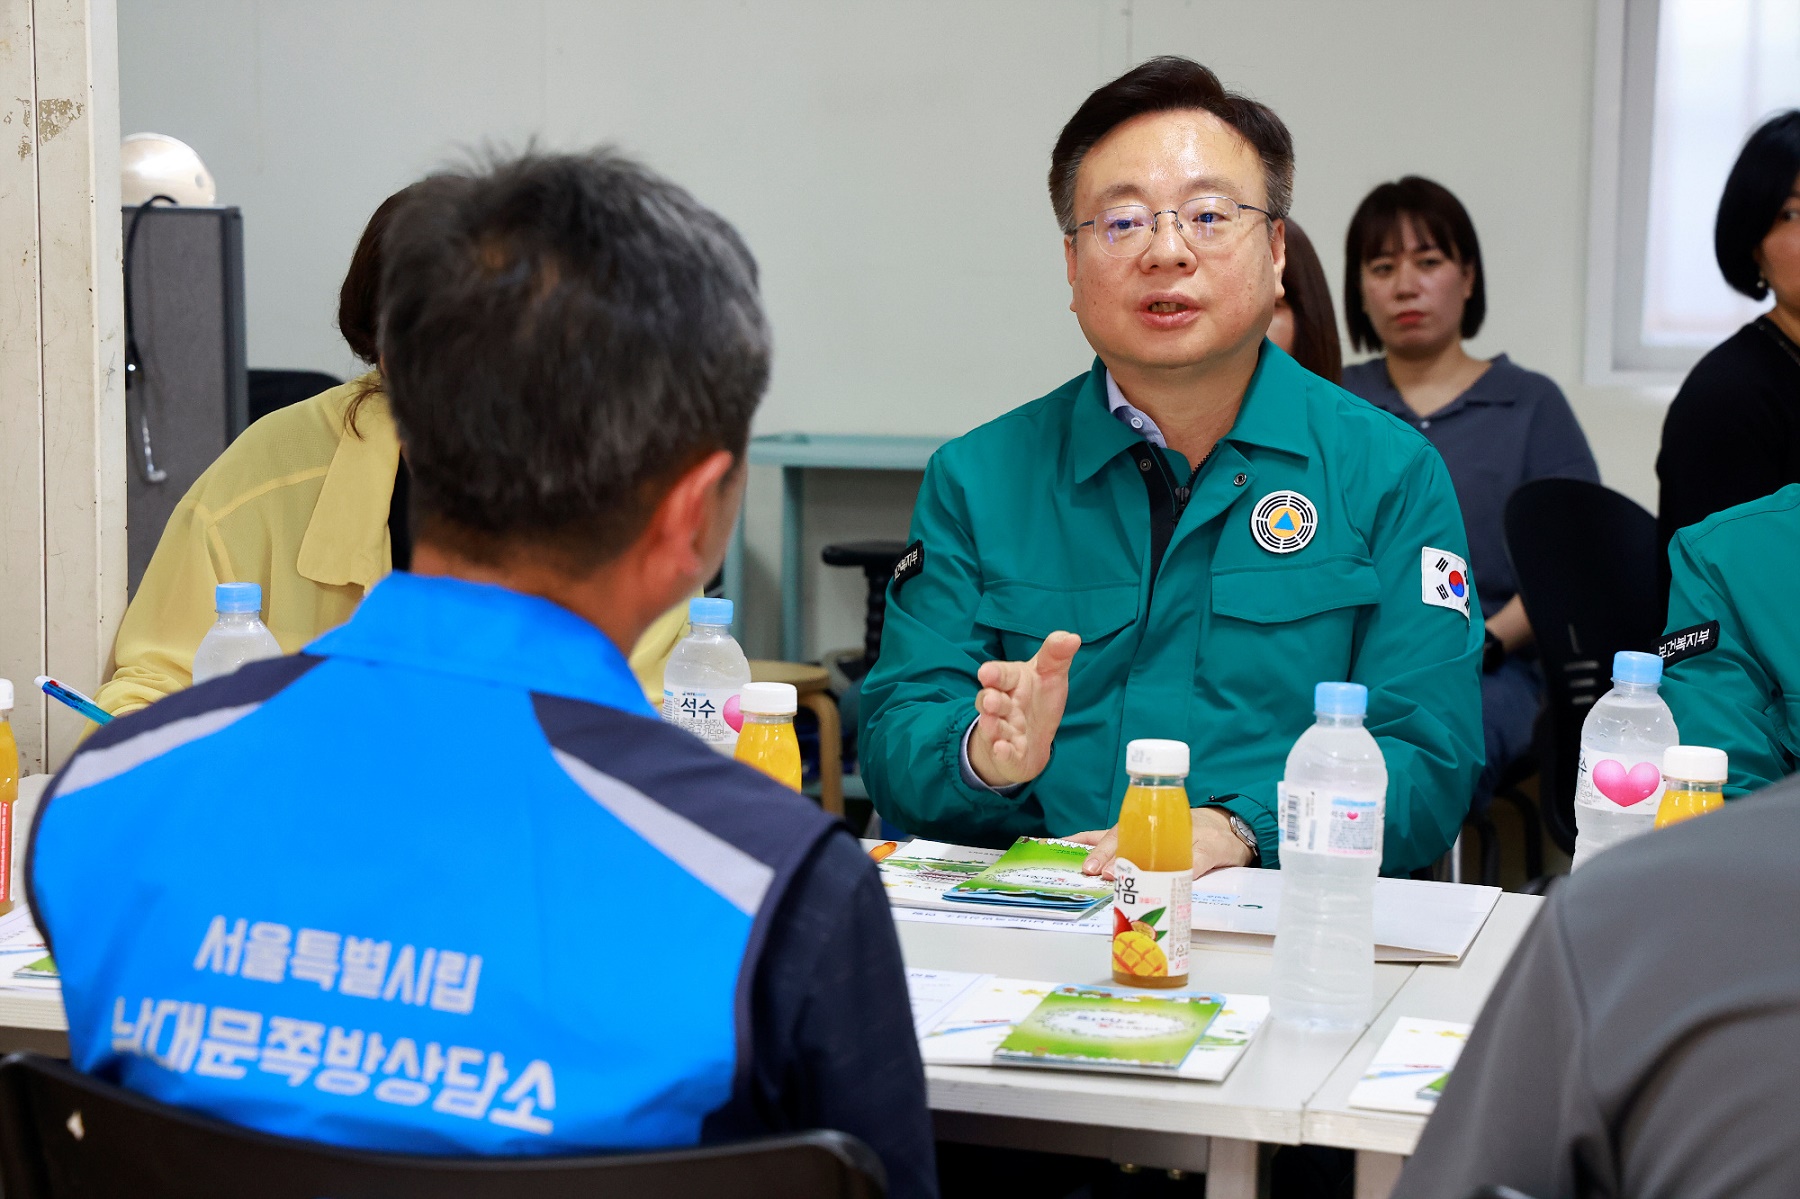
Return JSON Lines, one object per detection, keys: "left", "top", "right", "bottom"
{"left": 1715, "top": 110, "right": 1800, "bottom": 299}
{"left": 1049, "top": 56, "right": 1294, "bottom": 234}
{"left": 1278, "top": 220, "right": 1342, "bottom": 384}
{"left": 1343, "top": 176, "right": 1485, "bottom": 353}
{"left": 336, "top": 186, "right": 418, "bottom": 436}
{"left": 379, "top": 149, "right": 770, "bottom": 572}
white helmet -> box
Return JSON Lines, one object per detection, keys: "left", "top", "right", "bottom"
{"left": 120, "top": 132, "right": 216, "bottom": 206}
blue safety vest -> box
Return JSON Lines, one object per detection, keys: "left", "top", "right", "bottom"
{"left": 30, "top": 573, "right": 834, "bottom": 1155}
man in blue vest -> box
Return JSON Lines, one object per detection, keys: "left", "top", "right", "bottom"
{"left": 29, "top": 150, "right": 934, "bottom": 1197}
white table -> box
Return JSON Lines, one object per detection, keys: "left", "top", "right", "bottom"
{"left": 1302, "top": 894, "right": 1543, "bottom": 1199}
{"left": 0, "top": 792, "right": 1539, "bottom": 1197}
{"left": 896, "top": 916, "right": 1415, "bottom": 1199}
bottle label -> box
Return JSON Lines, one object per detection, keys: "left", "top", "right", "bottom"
{"left": 0, "top": 799, "right": 11, "bottom": 907}
{"left": 662, "top": 687, "right": 743, "bottom": 754}
{"left": 1575, "top": 749, "right": 1665, "bottom": 811}
{"left": 1279, "top": 783, "right": 1382, "bottom": 858}
{"left": 1112, "top": 859, "right": 1190, "bottom": 980}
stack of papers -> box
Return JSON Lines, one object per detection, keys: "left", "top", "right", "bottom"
{"left": 942, "top": 838, "right": 1111, "bottom": 917}
{"left": 0, "top": 907, "right": 55, "bottom": 992}
{"left": 1191, "top": 869, "right": 1500, "bottom": 962}
{"left": 1347, "top": 1017, "right": 1472, "bottom": 1115}
{"left": 880, "top": 841, "right": 1114, "bottom": 927}
{"left": 907, "top": 969, "right": 1269, "bottom": 1083}
{"left": 881, "top": 842, "right": 1501, "bottom": 963}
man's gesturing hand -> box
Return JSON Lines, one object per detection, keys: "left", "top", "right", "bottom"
{"left": 966, "top": 631, "right": 1081, "bottom": 789}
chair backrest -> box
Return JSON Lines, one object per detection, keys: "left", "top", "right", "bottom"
{"left": 1504, "top": 478, "right": 1665, "bottom": 853}
{"left": 0, "top": 1053, "right": 885, "bottom": 1199}
{"left": 247, "top": 369, "right": 344, "bottom": 427}
{"left": 821, "top": 539, "right": 910, "bottom": 671}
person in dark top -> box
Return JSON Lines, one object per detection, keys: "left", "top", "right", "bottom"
{"left": 1657, "top": 110, "right": 1800, "bottom": 561}
{"left": 1341, "top": 176, "right": 1599, "bottom": 808}
{"left": 30, "top": 150, "right": 935, "bottom": 1198}
{"left": 1393, "top": 774, "right": 1800, "bottom": 1199}
{"left": 1267, "top": 219, "right": 1342, "bottom": 384}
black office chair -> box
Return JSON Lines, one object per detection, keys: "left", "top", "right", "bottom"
{"left": 247, "top": 369, "right": 344, "bottom": 427}
{"left": 820, "top": 540, "right": 909, "bottom": 682}
{"left": 0, "top": 1053, "right": 885, "bottom": 1199}
{"left": 1505, "top": 479, "right": 1666, "bottom": 857}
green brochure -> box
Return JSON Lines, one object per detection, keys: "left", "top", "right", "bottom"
{"left": 995, "top": 985, "right": 1225, "bottom": 1074}
{"left": 12, "top": 955, "right": 56, "bottom": 980}
{"left": 943, "top": 837, "right": 1112, "bottom": 913}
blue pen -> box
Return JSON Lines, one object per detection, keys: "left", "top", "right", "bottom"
{"left": 35, "top": 676, "right": 112, "bottom": 726}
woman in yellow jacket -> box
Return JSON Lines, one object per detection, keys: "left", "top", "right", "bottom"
{"left": 98, "top": 189, "right": 687, "bottom": 716}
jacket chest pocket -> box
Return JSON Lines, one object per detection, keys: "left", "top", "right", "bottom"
{"left": 975, "top": 580, "right": 1141, "bottom": 663}
{"left": 1208, "top": 555, "right": 1381, "bottom": 685}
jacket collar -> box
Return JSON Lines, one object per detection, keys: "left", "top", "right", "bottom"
{"left": 296, "top": 376, "right": 398, "bottom": 592}
{"left": 1071, "top": 342, "right": 1313, "bottom": 482}
{"left": 307, "top": 572, "right": 654, "bottom": 715}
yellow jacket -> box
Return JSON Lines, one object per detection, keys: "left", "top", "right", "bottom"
{"left": 99, "top": 377, "right": 688, "bottom": 716}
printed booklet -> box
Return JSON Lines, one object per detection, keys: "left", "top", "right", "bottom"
{"left": 995, "top": 985, "right": 1225, "bottom": 1074}
{"left": 941, "top": 837, "right": 1112, "bottom": 916}
{"left": 907, "top": 970, "right": 1268, "bottom": 1083}
{"left": 1347, "top": 1017, "right": 1472, "bottom": 1115}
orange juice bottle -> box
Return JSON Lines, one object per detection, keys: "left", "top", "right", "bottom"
{"left": 1655, "top": 745, "right": 1727, "bottom": 828}
{"left": 733, "top": 682, "right": 802, "bottom": 791}
{"left": 1112, "top": 738, "right": 1192, "bottom": 989}
{"left": 0, "top": 681, "right": 16, "bottom": 917}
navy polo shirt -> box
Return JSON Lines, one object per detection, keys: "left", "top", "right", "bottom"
{"left": 1342, "top": 355, "right": 1599, "bottom": 612}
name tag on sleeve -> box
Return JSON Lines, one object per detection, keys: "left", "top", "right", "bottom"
{"left": 1421, "top": 548, "right": 1470, "bottom": 620}
{"left": 1659, "top": 620, "right": 1721, "bottom": 667}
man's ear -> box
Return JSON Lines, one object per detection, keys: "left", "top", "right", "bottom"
{"left": 1065, "top": 233, "right": 1079, "bottom": 306}
{"left": 643, "top": 449, "right": 741, "bottom": 583}
{"left": 1269, "top": 217, "right": 1288, "bottom": 294}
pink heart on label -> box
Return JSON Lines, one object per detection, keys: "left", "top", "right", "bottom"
{"left": 1593, "top": 759, "right": 1661, "bottom": 807}
{"left": 1345, "top": 812, "right": 1359, "bottom": 820}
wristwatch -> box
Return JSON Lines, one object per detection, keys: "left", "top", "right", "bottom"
{"left": 1205, "top": 801, "right": 1260, "bottom": 866}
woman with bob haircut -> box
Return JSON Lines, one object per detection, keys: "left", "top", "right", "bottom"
{"left": 1267, "top": 219, "right": 1342, "bottom": 384}
{"left": 98, "top": 188, "right": 688, "bottom": 717}
{"left": 1339, "top": 175, "right": 1598, "bottom": 811}
{"left": 1656, "top": 110, "right": 1800, "bottom": 556}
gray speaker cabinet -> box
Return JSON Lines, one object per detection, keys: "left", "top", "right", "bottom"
{"left": 120, "top": 204, "right": 249, "bottom": 597}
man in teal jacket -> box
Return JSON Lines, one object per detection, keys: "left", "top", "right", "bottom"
{"left": 1660, "top": 484, "right": 1800, "bottom": 797}
{"left": 858, "top": 57, "right": 1483, "bottom": 876}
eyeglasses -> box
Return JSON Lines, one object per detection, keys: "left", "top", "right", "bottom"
{"left": 1075, "top": 196, "right": 1275, "bottom": 257}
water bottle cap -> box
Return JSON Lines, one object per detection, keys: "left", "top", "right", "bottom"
{"left": 1612, "top": 650, "right": 1662, "bottom": 686}
{"left": 0, "top": 679, "right": 11, "bottom": 710}
{"left": 1314, "top": 681, "right": 1367, "bottom": 717}
{"left": 1663, "top": 745, "right": 1727, "bottom": 783}
{"left": 688, "top": 597, "right": 733, "bottom": 626}
{"left": 739, "top": 682, "right": 796, "bottom": 716}
{"left": 1125, "top": 738, "right": 1189, "bottom": 777}
{"left": 215, "top": 582, "right": 262, "bottom": 614}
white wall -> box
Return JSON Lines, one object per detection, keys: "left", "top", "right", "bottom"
{"left": 118, "top": 0, "right": 1665, "bottom": 661}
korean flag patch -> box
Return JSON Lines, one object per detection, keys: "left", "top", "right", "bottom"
{"left": 1421, "top": 547, "right": 1470, "bottom": 619}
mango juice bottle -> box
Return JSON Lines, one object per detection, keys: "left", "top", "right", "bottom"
{"left": 1112, "top": 739, "right": 1192, "bottom": 989}
{"left": 0, "top": 681, "right": 16, "bottom": 917}
{"left": 733, "top": 682, "right": 802, "bottom": 791}
{"left": 1655, "top": 745, "right": 1727, "bottom": 828}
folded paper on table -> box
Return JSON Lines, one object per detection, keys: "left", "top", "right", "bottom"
{"left": 906, "top": 969, "right": 1268, "bottom": 1083}
{"left": 1347, "top": 1017, "right": 1472, "bottom": 1115}
{"left": 1191, "top": 868, "right": 1499, "bottom": 962}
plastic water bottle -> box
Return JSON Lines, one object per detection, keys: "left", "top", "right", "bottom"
{"left": 1272, "top": 682, "right": 1388, "bottom": 1031}
{"left": 192, "top": 582, "right": 284, "bottom": 684}
{"left": 1571, "top": 651, "right": 1678, "bottom": 870}
{"left": 662, "top": 597, "right": 751, "bottom": 755}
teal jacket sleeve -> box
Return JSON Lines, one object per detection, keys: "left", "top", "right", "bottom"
{"left": 856, "top": 453, "right": 1049, "bottom": 846}
{"left": 1660, "top": 530, "right": 1793, "bottom": 797}
{"left": 1350, "top": 443, "right": 1486, "bottom": 874}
